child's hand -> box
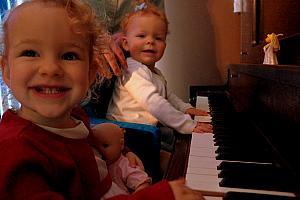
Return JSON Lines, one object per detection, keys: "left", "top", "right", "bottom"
{"left": 169, "top": 179, "right": 205, "bottom": 200}
{"left": 193, "top": 122, "right": 213, "bottom": 133}
{"left": 185, "top": 107, "right": 208, "bottom": 116}
{"left": 126, "top": 151, "right": 145, "bottom": 170}
{"left": 134, "top": 181, "right": 151, "bottom": 193}
{"left": 102, "top": 33, "right": 128, "bottom": 76}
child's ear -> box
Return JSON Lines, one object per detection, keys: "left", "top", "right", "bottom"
{"left": 121, "top": 36, "right": 129, "bottom": 51}
{"left": 0, "top": 56, "right": 10, "bottom": 86}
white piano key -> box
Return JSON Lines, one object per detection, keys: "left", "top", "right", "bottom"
{"left": 196, "top": 96, "right": 210, "bottom": 112}
{"left": 188, "top": 155, "right": 221, "bottom": 169}
{"left": 186, "top": 174, "right": 221, "bottom": 191}
{"left": 204, "top": 197, "right": 223, "bottom": 200}
{"left": 186, "top": 174, "right": 296, "bottom": 197}
{"left": 191, "top": 133, "right": 214, "bottom": 148}
{"left": 187, "top": 166, "right": 219, "bottom": 176}
{"left": 189, "top": 146, "right": 216, "bottom": 157}
{"left": 195, "top": 115, "right": 212, "bottom": 123}
{"left": 194, "top": 115, "right": 211, "bottom": 123}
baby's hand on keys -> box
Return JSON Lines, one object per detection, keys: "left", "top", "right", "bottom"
{"left": 185, "top": 108, "right": 209, "bottom": 116}
{"left": 193, "top": 122, "right": 213, "bottom": 133}
{"left": 169, "top": 179, "right": 205, "bottom": 200}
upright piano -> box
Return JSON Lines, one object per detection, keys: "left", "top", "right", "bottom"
{"left": 165, "top": 63, "right": 300, "bottom": 200}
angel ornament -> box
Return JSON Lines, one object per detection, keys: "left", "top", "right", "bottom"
{"left": 263, "top": 33, "right": 283, "bottom": 65}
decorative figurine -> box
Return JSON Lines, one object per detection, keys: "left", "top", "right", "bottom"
{"left": 263, "top": 33, "right": 283, "bottom": 65}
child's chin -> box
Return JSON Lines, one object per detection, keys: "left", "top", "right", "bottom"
{"left": 36, "top": 107, "right": 70, "bottom": 120}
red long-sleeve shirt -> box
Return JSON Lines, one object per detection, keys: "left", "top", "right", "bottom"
{"left": 0, "top": 109, "right": 174, "bottom": 200}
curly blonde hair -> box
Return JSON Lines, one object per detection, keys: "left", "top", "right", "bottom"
{"left": 120, "top": 0, "right": 169, "bottom": 34}
{"left": 0, "top": 0, "right": 113, "bottom": 82}
{"left": 265, "top": 33, "right": 283, "bottom": 50}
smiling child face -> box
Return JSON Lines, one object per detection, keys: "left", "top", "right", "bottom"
{"left": 1, "top": 2, "right": 90, "bottom": 128}
{"left": 122, "top": 13, "right": 167, "bottom": 69}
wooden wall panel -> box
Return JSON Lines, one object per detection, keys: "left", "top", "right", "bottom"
{"left": 240, "top": 0, "right": 300, "bottom": 64}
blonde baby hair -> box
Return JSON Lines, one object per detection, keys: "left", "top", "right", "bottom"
{"left": 265, "top": 33, "right": 284, "bottom": 50}
{"left": 120, "top": 0, "right": 169, "bottom": 34}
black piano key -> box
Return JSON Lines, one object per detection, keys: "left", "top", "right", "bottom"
{"left": 223, "top": 192, "right": 299, "bottom": 200}
{"left": 218, "top": 161, "right": 283, "bottom": 172}
{"left": 219, "top": 176, "right": 296, "bottom": 192}
{"left": 215, "top": 144, "right": 271, "bottom": 157}
{"left": 218, "top": 162, "right": 297, "bottom": 192}
{"left": 213, "top": 137, "right": 236, "bottom": 144}
{"left": 216, "top": 152, "right": 273, "bottom": 163}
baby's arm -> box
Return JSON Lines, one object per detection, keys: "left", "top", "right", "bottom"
{"left": 125, "top": 151, "right": 145, "bottom": 170}
{"left": 134, "top": 181, "right": 151, "bottom": 193}
{"left": 120, "top": 143, "right": 144, "bottom": 170}
{"left": 107, "top": 179, "right": 203, "bottom": 200}
{"left": 123, "top": 65, "right": 196, "bottom": 134}
{"left": 119, "top": 156, "right": 151, "bottom": 193}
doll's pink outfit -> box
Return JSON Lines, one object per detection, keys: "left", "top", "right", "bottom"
{"left": 109, "top": 154, "right": 151, "bottom": 194}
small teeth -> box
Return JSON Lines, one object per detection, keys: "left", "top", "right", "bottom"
{"left": 36, "top": 87, "right": 64, "bottom": 94}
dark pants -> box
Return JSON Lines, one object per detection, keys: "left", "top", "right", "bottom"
{"left": 159, "top": 126, "right": 175, "bottom": 152}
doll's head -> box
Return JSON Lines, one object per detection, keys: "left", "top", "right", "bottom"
{"left": 92, "top": 123, "right": 125, "bottom": 165}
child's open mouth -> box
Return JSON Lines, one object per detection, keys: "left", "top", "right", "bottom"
{"left": 142, "top": 49, "right": 155, "bottom": 53}
{"left": 34, "top": 87, "right": 70, "bottom": 94}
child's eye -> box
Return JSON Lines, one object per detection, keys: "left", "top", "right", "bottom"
{"left": 156, "top": 36, "right": 165, "bottom": 41}
{"left": 102, "top": 144, "right": 109, "bottom": 148}
{"left": 62, "top": 52, "right": 79, "bottom": 60}
{"left": 20, "top": 50, "right": 39, "bottom": 57}
{"left": 137, "top": 34, "right": 145, "bottom": 38}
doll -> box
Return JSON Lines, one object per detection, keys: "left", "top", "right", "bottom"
{"left": 92, "top": 123, "right": 151, "bottom": 194}
{"left": 263, "top": 33, "right": 283, "bottom": 65}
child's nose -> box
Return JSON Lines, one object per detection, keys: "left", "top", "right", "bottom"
{"left": 146, "top": 37, "right": 155, "bottom": 44}
{"left": 38, "top": 59, "right": 63, "bottom": 77}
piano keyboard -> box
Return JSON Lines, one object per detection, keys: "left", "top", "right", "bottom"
{"left": 186, "top": 96, "right": 297, "bottom": 199}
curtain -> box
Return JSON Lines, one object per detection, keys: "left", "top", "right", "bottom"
{"left": 0, "top": 0, "right": 18, "bottom": 20}
{"left": 0, "top": 0, "right": 21, "bottom": 118}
